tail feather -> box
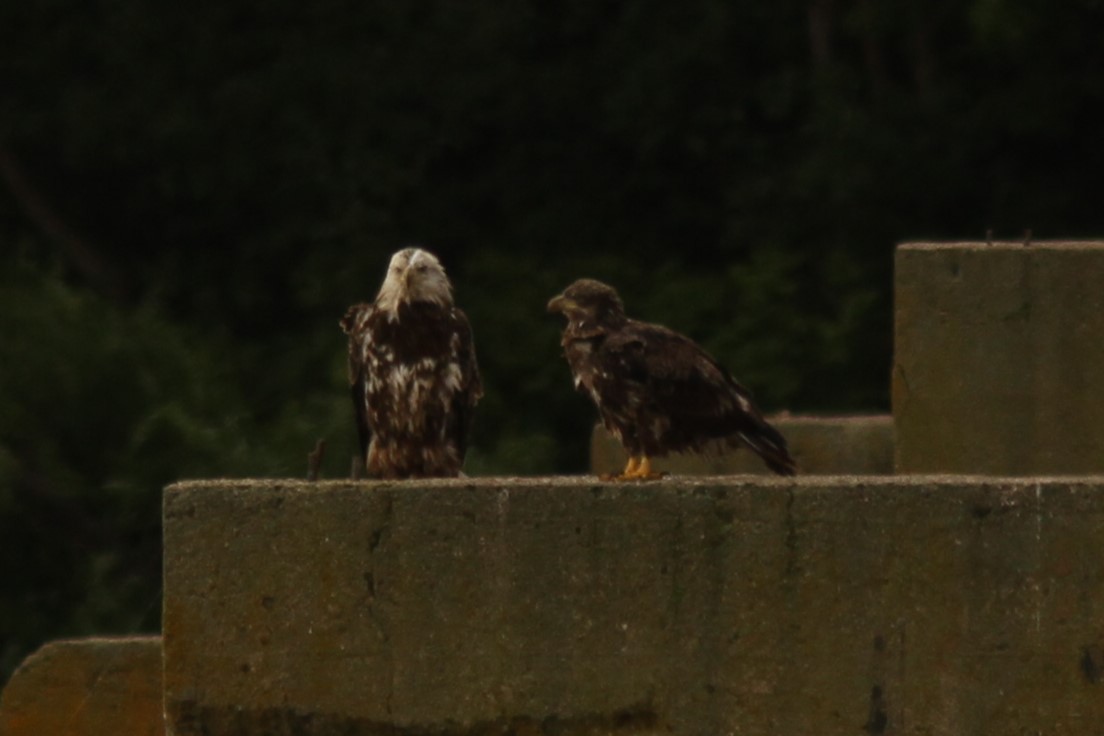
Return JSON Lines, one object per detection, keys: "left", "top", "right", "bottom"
{"left": 734, "top": 418, "right": 797, "bottom": 476}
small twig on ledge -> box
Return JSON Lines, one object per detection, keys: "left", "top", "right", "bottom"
{"left": 351, "top": 455, "right": 365, "bottom": 481}
{"left": 307, "top": 439, "right": 326, "bottom": 481}
{"left": 986, "top": 228, "right": 993, "bottom": 246}
{"left": 1024, "top": 228, "right": 1032, "bottom": 247}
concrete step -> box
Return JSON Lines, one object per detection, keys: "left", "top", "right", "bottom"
{"left": 164, "top": 477, "right": 1104, "bottom": 735}
{"left": 0, "top": 636, "right": 163, "bottom": 736}
{"left": 895, "top": 241, "right": 1104, "bottom": 473}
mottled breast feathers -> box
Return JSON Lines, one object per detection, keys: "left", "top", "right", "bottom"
{"left": 341, "top": 300, "right": 482, "bottom": 479}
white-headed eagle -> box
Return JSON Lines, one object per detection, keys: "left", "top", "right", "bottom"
{"left": 548, "top": 278, "right": 796, "bottom": 479}
{"left": 340, "top": 248, "right": 482, "bottom": 478}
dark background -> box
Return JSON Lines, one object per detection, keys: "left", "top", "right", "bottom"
{"left": 2, "top": 0, "right": 1103, "bottom": 684}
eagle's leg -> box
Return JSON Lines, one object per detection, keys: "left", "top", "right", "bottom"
{"left": 610, "top": 455, "right": 666, "bottom": 481}
{"left": 600, "top": 454, "right": 635, "bottom": 483}
{"left": 602, "top": 455, "right": 640, "bottom": 482}
{"left": 633, "top": 455, "right": 666, "bottom": 481}
{"left": 623, "top": 456, "right": 641, "bottom": 477}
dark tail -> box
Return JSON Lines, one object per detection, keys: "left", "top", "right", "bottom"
{"left": 734, "top": 417, "right": 797, "bottom": 476}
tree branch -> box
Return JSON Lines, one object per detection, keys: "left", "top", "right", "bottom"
{"left": 0, "top": 143, "right": 126, "bottom": 301}
{"left": 808, "top": 0, "right": 835, "bottom": 71}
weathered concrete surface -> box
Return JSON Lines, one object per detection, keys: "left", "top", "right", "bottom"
{"left": 0, "top": 636, "right": 163, "bottom": 736}
{"left": 591, "top": 415, "right": 894, "bottom": 476}
{"left": 895, "top": 241, "right": 1104, "bottom": 474}
{"left": 165, "top": 477, "right": 1104, "bottom": 735}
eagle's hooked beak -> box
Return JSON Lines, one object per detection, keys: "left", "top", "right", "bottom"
{"left": 547, "top": 294, "right": 571, "bottom": 314}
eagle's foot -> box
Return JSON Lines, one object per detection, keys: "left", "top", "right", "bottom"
{"left": 598, "top": 456, "right": 639, "bottom": 482}
{"left": 605, "top": 456, "right": 667, "bottom": 482}
{"left": 627, "top": 472, "right": 666, "bottom": 483}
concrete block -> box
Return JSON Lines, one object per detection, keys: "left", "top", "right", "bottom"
{"left": 591, "top": 415, "right": 894, "bottom": 476}
{"left": 165, "top": 477, "right": 1104, "bottom": 735}
{"left": 894, "top": 241, "right": 1104, "bottom": 474}
{"left": 0, "top": 636, "right": 163, "bottom": 736}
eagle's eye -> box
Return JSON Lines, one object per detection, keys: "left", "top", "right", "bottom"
{"left": 414, "top": 263, "right": 430, "bottom": 272}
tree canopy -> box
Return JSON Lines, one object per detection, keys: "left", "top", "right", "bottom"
{"left": 2, "top": 0, "right": 1103, "bottom": 683}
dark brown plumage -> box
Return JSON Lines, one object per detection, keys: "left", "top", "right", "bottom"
{"left": 547, "top": 278, "right": 795, "bottom": 478}
{"left": 341, "top": 248, "right": 482, "bottom": 478}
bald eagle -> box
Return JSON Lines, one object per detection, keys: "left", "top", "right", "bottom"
{"left": 340, "top": 248, "right": 482, "bottom": 478}
{"left": 548, "top": 278, "right": 796, "bottom": 479}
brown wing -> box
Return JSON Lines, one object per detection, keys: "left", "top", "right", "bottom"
{"left": 603, "top": 320, "right": 795, "bottom": 475}
{"left": 340, "top": 304, "right": 372, "bottom": 463}
{"left": 603, "top": 320, "right": 751, "bottom": 415}
{"left": 448, "top": 306, "right": 483, "bottom": 460}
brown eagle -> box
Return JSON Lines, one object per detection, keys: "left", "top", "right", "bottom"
{"left": 548, "top": 278, "right": 796, "bottom": 479}
{"left": 340, "top": 248, "right": 482, "bottom": 478}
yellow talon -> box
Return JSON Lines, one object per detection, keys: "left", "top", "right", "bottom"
{"left": 605, "top": 455, "right": 666, "bottom": 482}
{"left": 623, "top": 456, "right": 641, "bottom": 477}
{"left": 603, "top": 455, "right": 642, "bottom": 482}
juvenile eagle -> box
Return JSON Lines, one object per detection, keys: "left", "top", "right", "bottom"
{"left": 340, "top": 248, "right": 482, "bottom": 478}
{"left": 548, "top": 278, "right": 796, "bottom": 479}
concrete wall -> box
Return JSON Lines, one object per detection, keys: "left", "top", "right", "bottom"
{"left": 894, "top": 241, "right": 1104, "bottom": 474}
{"left": 591, "top": 415, "right": 894, "bottom": 476}
{"left": 0, "top": 636, "right": 163, "bottom": 736}
{"left": 164, "top": 477, "right": 1104, "bottom": 736}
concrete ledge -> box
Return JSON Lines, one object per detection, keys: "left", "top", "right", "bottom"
{"left": 0, "top": 636, "right": 163, "bottom": 736}
{"left": 165, "top": 477, "right": 1104, "bottom": 735}
{"left": 591, "top": 415, "right": 894, "bottom": 476}
{"left": 894, "top": 241, "right": 1104, "bottom": 473}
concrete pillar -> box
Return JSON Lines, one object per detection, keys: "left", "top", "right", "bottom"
{"left": 894, "top": 241, "right": 1104, "bottom": 474}
{"left": 591, "top": 415, "right": 894, "bottom": 476}
{"left": 0, "top": 637, "right": 163, "bottom": 736}
{"left": 164, "top": 478, "right": 1104, "bottom": 736}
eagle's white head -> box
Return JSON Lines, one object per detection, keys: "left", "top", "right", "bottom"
{"left": 375, "top": 247, "right": 453, "bottom": 314}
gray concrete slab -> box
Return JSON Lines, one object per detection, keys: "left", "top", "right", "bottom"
{"left": 164, "top": 477, "right": 1104, "bottom": 735}
{"left": 0, "top": 636, "right": 163, "bottom": 736}
{"left": 894, "top": 241, "right": 1104, "bottom": 473}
